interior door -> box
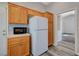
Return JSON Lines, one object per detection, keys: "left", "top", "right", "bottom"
{"left": 0, "top": 7, "right": 8, "bottom": 56}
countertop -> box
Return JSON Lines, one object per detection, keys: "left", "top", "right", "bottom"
{"left": 8, "top": 33, "right": 30, "bottom": 38}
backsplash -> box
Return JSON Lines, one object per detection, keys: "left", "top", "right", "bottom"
{"left": 8, "top": 24, "right": 28, "bottom": 35}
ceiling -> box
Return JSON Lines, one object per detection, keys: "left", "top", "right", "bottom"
{"left": 41, "top": 2, "right": 52, "bottom": 6}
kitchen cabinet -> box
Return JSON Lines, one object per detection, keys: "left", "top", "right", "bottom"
{"left": 48, "top": 22, "right": 53, "bottom": 46}
{"left": 8, "top": 35, "right": 30, "bottom": 56}
{"left": 8, "top": 3, "right": 28, "bottom": 24}
{"left": 8, "top": 43, "right": 21, "bottom": 56}
{"left": 44, "top": 12, "right": 54, "bottom": 46}
{"left": 28, "top": 9, "right": 44, "bottom": 17}
{"left": 20, "top": 7, "right": 28, "bottom": 24}
{"left": 8, "top": 3, "right": 45, "bottom": 24}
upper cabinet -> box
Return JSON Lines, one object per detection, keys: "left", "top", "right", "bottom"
{"left": 8, "top": 3, "right": 45, "bottom": 24}
{"left": 8, "top": 3, "right": 28, "bottom": 24}
{"left": 28, "top": 9, "right": 44, "bottom": 17}
{"left": 20, "top": 7, "right": 28, "bottom": 24}
{"left": 44, "top": 12, "right": 53, "bottom": 22}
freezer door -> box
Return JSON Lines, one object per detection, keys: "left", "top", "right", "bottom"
{"left": 38, "top": 17, "right": 48, "bottom": 29}
{"left": 32, "top": 30, "right": 48, "bottom": 56}
{"left": 29, "top": 17, "right": 38, "bottom": 30}
{"left": 29, "top": 16, "right": 48, "bottom": 30}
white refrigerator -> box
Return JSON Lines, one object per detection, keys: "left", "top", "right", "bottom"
{"left": 29, "top": 16, "right": 48, "bottom": 56}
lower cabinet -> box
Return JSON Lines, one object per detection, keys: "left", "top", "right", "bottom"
{"left": 8, "top": 44, "right": 21, "bottom": 56}
{"left": 8, "top": 35, "right": 30, "bottom": 56}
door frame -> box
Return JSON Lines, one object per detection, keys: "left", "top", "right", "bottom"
{"left": 60, "top": 10, "right": 76, "bottom": 42}
{"left": 55, "top": 9, "right": 77, "bottom": 55}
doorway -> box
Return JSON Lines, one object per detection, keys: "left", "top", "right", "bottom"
{"left": 57, "top": 10, "right": 76, "bottom": 55}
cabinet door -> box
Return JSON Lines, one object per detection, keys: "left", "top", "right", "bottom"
{"left": 8, "top": 3, "right": 28, "bottom": 24}
{"left": 8, "top": 3, "right": 20, "bottom": 24}
{"left": 20, "top": 36, "right": 30, "bottom": 56}
{"left": 8, "top": 37, "right": 21, "bottom": 56}
{"left": 14, "top": 44, "right": 21, "bottom": 56}
{"left": 8, "top": 45, "right": 15, "bottom": 56}
{"left": 8, "top": 44, "right": 21, "bottom": 56}
{"left": 20, "top": 43, "right": 29, "bottom": 56}
{"left": 20, "top": 7, "right": 28, "bottom": 24}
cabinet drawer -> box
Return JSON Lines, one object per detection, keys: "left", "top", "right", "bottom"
{"left": 8, "top": 36, "right": 30, "bottom": 45}
{"left": 21, "top": 36, "right": 29, "bottom": 43}
{"left": 8, "top": 37, "right": 21, "bottom": 45}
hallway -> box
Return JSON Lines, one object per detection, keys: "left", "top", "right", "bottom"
{"left": 42, "top": 35, "right": 75, "bottom": 56}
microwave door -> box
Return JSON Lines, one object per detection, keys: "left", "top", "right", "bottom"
{"left": 14, "top": 27, "right": 27, "bottom": 34}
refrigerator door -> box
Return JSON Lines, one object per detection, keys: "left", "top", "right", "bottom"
{"left": 31, "top": 30, "right": 48, "bottom": 56}
{"left": 29, "top": 16, "right": 48, "bottom": 30}
{"left": 38, "top": 17, "right": 48, "bottom": 30}
{"left": 29, "top": 18, "right": 38, "bottom": 30}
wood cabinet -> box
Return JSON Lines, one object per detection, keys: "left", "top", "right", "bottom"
{"left": 48, "top": 22, "right": 53, "bottom": 46}
{"left": 44, "top": 12, "right": 54, "bottom": 46}
{"left": 28, "top": 9, "right": 44, "bottom": 17}
{"left": 8, "top": 43, "right": 21, "bottom": 56}
{"left": 8, "top": 35, "right": 30, "bottom": 56}
{"left": 8, "top": 3, "right": 28, "bottom": 24}
{"left": 20, "top": 7, "right": 28, "bottom": 24}
{"left": 8, "top": 3, "right": 45, "bottom": 24}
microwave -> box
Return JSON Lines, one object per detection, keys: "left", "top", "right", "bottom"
{"left": 14, "top": 27, "right": 28, "bottom": 34}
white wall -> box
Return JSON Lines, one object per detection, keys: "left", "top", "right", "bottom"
{"left": 62, "top": 15, "right": 75, "bottom": 34}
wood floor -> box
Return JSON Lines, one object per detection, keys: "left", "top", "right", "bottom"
{"left": 41, "top": 35, "right": 76, "bottom": 56}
